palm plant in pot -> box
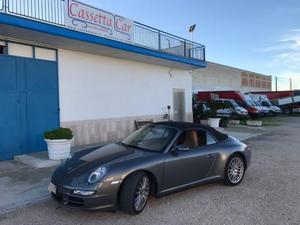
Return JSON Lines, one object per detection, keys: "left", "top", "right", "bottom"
{"left": 44, "top": 128, "right": 74, "bottom": 160}
{"left": 193, "top": 96, "right": 211, "bottom": 125}
{"left": 206, "top": 101, "right": 228, "bottom": 128}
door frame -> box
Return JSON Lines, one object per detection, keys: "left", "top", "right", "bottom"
{"left": 0, "top": 53, "right": 60, "bottom": 159}
{"left": 173, "top": 88, "right": 186, "bottom": 121}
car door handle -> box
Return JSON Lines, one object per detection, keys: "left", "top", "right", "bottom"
{"left": 205, "top": 153, "right": 216, "bottom": 158}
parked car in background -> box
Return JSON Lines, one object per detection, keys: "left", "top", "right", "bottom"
{"left": 244, "top": 95, "right": 270, "bottom": 116}
{"left": 197, "top": 91, "right": 261, "bottom": 118}
{"left": 250, "top": 91, "right": 300, "bottom": 114}
{"left": 249, "top": 94, "right": 282, "bottom": 115}
{"left": 214, "top": 99, "right": 248, "bottom": 119}
{"left": 49, "top": 122, "right": 251, "bottom": 214}
{"left": 260, "top": 100, "right": 282, "bottom": 115}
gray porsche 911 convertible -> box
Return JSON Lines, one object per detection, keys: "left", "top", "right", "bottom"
{"left": 49, "top": 122, "right": 251, "bottom": 214}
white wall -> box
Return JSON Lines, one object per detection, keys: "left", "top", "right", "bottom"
{"left": 192, "top": 62, "right": 272, "bottom": 93}
{"left": 58, "top": 49, "right": 192, "bottom": 122}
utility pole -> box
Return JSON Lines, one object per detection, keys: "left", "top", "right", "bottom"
{"left": 189, "top": 24, "right": 196, "bottom": 58}
{"left": 189, "top": 24, "right": 196, "bottom": 42}
{"left": 275, "top": 76, "right": 278, "bottom": 91}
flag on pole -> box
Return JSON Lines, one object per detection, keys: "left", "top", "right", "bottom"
{"left": 189, "top": 24, "right": 196, "bottom": 32}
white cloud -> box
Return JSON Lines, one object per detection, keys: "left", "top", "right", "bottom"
{"left": 260, "top": 29, "right": 300, "bottom": 52}
{"left": 259, "top": 29, "right": 300, "bottom": 90}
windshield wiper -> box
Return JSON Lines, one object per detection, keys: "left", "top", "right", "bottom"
{"left": 117, "top": 142, "right": 143, "bottom": 149}
{"left": 117, "top": 141, "right": 151, "bottom": 151}
{"left": 117, "top": 142, "right": 130, "bottom": 147}
{"left": 117, "top": 142, "right": 156, "bottom": 152}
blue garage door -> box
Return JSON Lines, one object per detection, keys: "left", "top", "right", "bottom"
{"left": 0, "top": 55, "right": 59, "bottom": 160}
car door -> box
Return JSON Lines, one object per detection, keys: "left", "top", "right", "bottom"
{"left": 162, "top": 129, "right": 217, "bottom": 191}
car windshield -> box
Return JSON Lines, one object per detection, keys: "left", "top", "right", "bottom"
{"left": 121, "top": 125, "right": 178, "bottom": 152}
{"left": 245, "top": 100, "right": 254, "bottom": 106}
{"left": 230, "top": 100, "right": 239, "bottom": 107}
{"left": 263, "top": 100, "right": 272, "bottom": 107}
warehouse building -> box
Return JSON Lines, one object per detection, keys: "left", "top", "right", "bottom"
{"left": 192, "top": 61, "right": 272, "bottom": 93}
{"left": 0, "top": 0, "right": 206, "bottom": 160}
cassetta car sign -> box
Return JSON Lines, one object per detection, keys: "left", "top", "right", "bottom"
{"left": 65, "top": 0, "right": 134, "bottom": 43}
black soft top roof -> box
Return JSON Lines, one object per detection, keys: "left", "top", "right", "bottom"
{"left": 153, "top": 121, "right": 228, "bottom": 141}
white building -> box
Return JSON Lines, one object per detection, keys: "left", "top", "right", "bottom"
{"left": 192, "top": 61, "right": 272, "bottom": 93}
{"left": 0, "top": 0, "right": 206, "bottom": 160}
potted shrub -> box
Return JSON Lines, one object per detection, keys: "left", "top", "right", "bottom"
{"left": 246, "top": 120, "right": 263, "bottom": 127}
{"left": 228, "top": 119, "right": 240, "bottom": 125}
{"left": 44, "top": 128, "right": 74, "bottom": 160}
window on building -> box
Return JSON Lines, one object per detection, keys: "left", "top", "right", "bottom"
{"left": 0, "top": 41, "right": 6, "bottom": 55}
{"left": 8, "top": 43, "right": 33, "bottom": 58}
{"left": 35, "top": 47, "right": 56, "bottom": 61}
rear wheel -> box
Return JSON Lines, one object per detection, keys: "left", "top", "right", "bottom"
{"left": 119, "top": 172, "right": 150, "bottom": 214}
{"left": 224, "top": 155, "right": 245, "bottom": 186}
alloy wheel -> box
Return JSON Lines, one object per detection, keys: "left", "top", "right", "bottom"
{"left": 227, "top": 157, "right": 244, "bottom": 184}
{"left": 134, "top": 176, "right": 150, "bottom": 212}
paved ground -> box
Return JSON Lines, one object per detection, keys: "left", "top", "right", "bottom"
{"left": 1, "top": 117, "right": 300, "bottom": 225}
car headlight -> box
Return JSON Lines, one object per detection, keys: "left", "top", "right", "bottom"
{"left": 88, "top": 166, "right": 107, "bottom": 184}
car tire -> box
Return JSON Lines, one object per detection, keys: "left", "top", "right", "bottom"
{"left": 224, "top": 154, "right": 245, "bottom": 186}
{"left": 119, "top": 172, "right": 150, "bottom": 215}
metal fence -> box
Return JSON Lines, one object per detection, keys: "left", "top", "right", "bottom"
{"left": 0, "top": 0, "right": 3, "bottom": 11}
{"left": 134, "top": 22, "right": 205, "bottom": 60}
{"left": 134, "top": 23, "right": 160, "bottom": 50}
{"left": 0, "top": 0, "right": 205, "bottom": 61}
{"left": 6, "top": 0, "right": 65, "bottom": 25}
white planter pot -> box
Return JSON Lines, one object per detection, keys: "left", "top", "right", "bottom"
{"left": 228, "top": 120, "right": 240, "bottom": 125}
{"left": 208, "top": 118, "right": 221, "bottom": 128}
{"left": 200, "top": 119, "right": 209, "bottom": 125}
{"left": 247, "top": 120, "right": 263, "bottom": 127}
{"left": 45, "top": 138, "right": 73, "bottom": 160}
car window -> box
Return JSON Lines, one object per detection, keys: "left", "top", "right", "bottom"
{"left": 230, "top": 100, "right": 239, "bottom": 108}
{"left": 122, "top": 125, "right": 177, "bottom": 152}
{"left": 175, "top": 129, "right": 216, "bottom": 150}
{"left": 224, "top": 100, "right": 234, "bottom": 107}
{"left": 206, "top": 133, "right": 217, "bottom": 145}
{"left": 237, "top": 101, "right": 247, "bottom": 108}
{"left": 176, "top": 130, "right": 199, "bottom": 150}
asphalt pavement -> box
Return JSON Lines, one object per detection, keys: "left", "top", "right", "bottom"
{"left": 0, "top": 117, "right": 299, "bottom": 225}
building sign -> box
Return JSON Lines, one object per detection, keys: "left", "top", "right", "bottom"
{"left": 65, "top": 0, "right": 134, "bottom": 43}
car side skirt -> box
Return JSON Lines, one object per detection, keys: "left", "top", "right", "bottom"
{"left": 157, "top": 175, "right": 222, "bottom": 197}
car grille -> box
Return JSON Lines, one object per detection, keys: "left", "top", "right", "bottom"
{"left": 63, "top": 196, "right": 84, "bottom": 207}
{"left": 52, "top": 186, "right": 84, "bottom": 208}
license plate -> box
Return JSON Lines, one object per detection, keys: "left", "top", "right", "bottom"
{"left": 48, "top": 182, "right": 57, "bottom": 195}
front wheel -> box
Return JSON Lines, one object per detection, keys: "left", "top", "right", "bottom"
{"left": 224, "top": 155, "right": 245, "bottom": 186}
{"left": 119, "top": 172, "right": 150, "bottom": 214}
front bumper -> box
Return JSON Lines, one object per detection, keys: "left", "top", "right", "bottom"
{"left": 249, "top": 112, "right": 263, "bottom": 118}
{"left": 50, "top": 184, "right": 118, "bottom": 211}
{"left": 235, "top": 113, "right": 249, "bottom": 119}
{"left": 244, "top": 148, "right": 252, "bottom": 170}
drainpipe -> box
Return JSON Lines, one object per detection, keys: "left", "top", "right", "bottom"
{"left": 167, "top": 105, "right": 171, "bottom": 121}
{"left": 3, "top": 0, "right": 7, "bottom": 13}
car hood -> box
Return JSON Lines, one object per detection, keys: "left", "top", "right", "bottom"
{"left": 51, "top": 143, "right": 151, "bottom": 187}
{"left": 236, "top": 107, "right": 248, "bottom": 113}
{"left": 270, "top": 106, "right": 281, "bottom": 112}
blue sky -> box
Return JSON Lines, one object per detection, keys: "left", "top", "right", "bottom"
{"left": 85, "top": 0, "right": 300, "bottom": 90}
